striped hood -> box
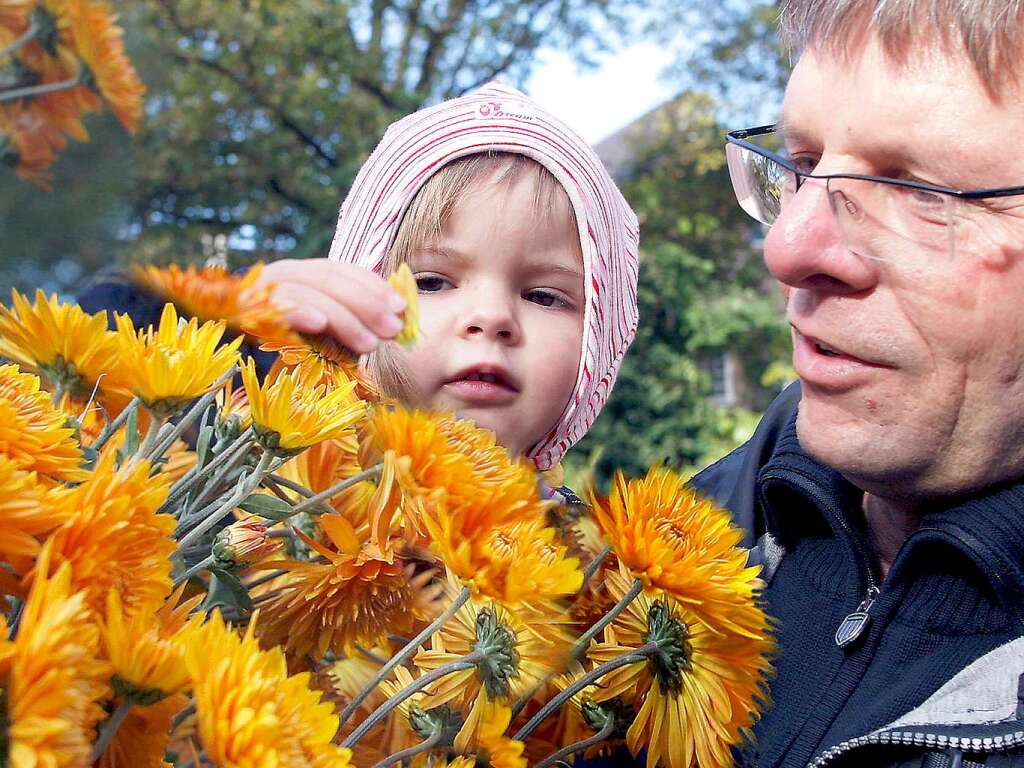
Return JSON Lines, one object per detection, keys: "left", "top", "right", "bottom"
{"left": 327, "top": 81, "right": 640, "bottom": 469}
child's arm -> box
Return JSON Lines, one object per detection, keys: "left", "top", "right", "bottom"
{"left": 255, "top": 258, "right": 409, "bottom": 354}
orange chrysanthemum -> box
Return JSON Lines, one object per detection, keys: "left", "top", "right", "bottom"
{"left": 468, "top": 700, "right": 526, "bottom": 768}
{"left": 0, "top": 289, "right": 124, "bottom": 397}
{"left": 114, "top": 302, "right": 242, "bottom": 414}
{"left": 0, "top": 0, "right": 31, "bottom": 32}
{"left": 261, "top": 332, "right": 380, "bottom": 398}
{"left": 132, "top": 262, "right": 289, "bottom": 341}
{"left": 0, "top": 455, "right": 70, "bottom": 576}
{"left": 0, "top": 107, "right": 59, "bottom": 188}
{"left": 185, "top": 610, "right": 354, "bottom": 768}
{"left": 0, "top": 363, "right": 88, "bottom": 482}
{"left": 100, "top": 586, "right": 202, "bottom": 702}
{"left": 257, "top": 513, "right": 442, "bottom": 658}
{"left": 67, "top": 0, "right": 144, "bottom": 131}
{"left": 590, "top": 465, "right": 765, "bottom": 634}
{"left": 96, "top": 693, "right": 187, "bottom": 768}
{"left": 414, "top": 583, "right": 572, "bottom": 750}
{"left": 33, "top": 449, "right": 176, "bottom": 617}
{"left": 241, "top": 357, "right": 366, "bottom": 452}
{"left": 1, "top": 546, "right": 111, "bottom": 768}
{"left": 275, "top": 436, "right": 371, "bottom": 529}
{"left": 587, "top": 567, "right": 773, "bottom": 768}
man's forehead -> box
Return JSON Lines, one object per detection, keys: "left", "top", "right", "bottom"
{"left": 776, "top": 37, "right": 1024, "bottom": 182}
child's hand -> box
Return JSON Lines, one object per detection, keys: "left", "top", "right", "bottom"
{"left": 256, "top": 258, "right": 408, "bottom": 354}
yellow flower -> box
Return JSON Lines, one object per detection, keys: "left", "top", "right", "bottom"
{"left": 469, "top": 700, "right": 526, "bottom": 768}
{"left": 67, "top": 0, "right": 145, "bottom": 132}
{"left": 261, "top": 332, "right": 379, "bottom": 398}
{"left": 0, "top": 289, "right": 123, "bottom": 397}
{"left": 35, "top": 449, "right": 176, "bottom": 618}
{"left": 96, "top": 693, "right": 187, "bottom": 768}
{"left": 276, "top": 436, "right": 372, "bottom": 533}
{"left": 587, "top": 567, "right": 773, "bottom": 768}
{"left": 386, "top": 263, "right": 419, "bottom": 346}
{"left": 185, "top": 610, "right": 354, "bottom": 768}
{"left": 240, "top": 357, "right": 366, "bottom": 453}
{"left": 1, "top": 545, "right": 111, "bottom": 768}
{"left": 100, "top": 586, "right": 201, "bottom": 702}
{"left": 590, "top": 465, "right": 765, "bottom": 635}
{"left": 0, "top": 363, "right": 88, "bottom": 482}
{"left": 256, "top": 514, "right": 442, "bottom": 658}
{"left": 367, "top": 407, "right": 553, "bottom": 576}
{"left": 114, "top": 302, "right": 242, "bottom": 415}
{"left": 0, "top": 455, "right": 70, "bottom": 576}
{"left": 414, "top": 584, "right": 572, "bottom": 749}
{"left": 132, "top": 262, "right": 289, "bottom": 341}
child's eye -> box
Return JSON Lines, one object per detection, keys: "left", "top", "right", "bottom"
{"left": 524, "top": 289, "right": 572, "bottom": 309}
{"left": 415, "top": 273, "right": 451, "bottom": 292}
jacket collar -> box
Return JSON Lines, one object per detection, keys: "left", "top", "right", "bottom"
{"left": 757, "top": 412, "right": 1024, "bottom": 629}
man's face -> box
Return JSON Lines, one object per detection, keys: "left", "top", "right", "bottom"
{"left": 768, "top": 35, "right": 1024, "bottom": 498}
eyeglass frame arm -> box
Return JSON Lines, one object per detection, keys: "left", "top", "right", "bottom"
{"left": 725, "top": 124, "right": 1024, "bottom": 201}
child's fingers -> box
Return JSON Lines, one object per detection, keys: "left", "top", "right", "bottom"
{"left": 271, "top": 285, "right": 382, "bottom": 354}
{"left": 259, "top": 259, "right": 407, "bottom": 339}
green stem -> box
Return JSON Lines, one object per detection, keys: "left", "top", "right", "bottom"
{"left": 513, "top": 643, "right": 657, "bottom": 742}
{"left": 173, "top": 554, "right": 215, "bottom": 587}
{"left": 569, "top": 577, "right": 643, "bottom": 662}
{"left": 511, "top": 577, "right": 643, "bottom": 721}
{"left": 265, "top": 473, "right": 319, "bottom": 499}
{"left": 166, "top": 427, "right": 253, "bottom": 514}
{"left": 535, "top": 719, "right": 616, "bottom": 768}
{"left": 288, "top": 463, "right": 383, "bottom": 517}
{"left": 137, "top": 415, "right": 163, "bottom": 458}
{"left": 0, "top": 23, "right": 37, "bottom": 58}
{"left": 148, "top": 367, "right": 235, "bottom": 460}
{"left": 90, "top": 698, "right": 134, "bottom": 761}
{"left": 341, "top": 651, "right": 483, "bottom": 749}
{"left": 581, "top": 545, "right": 612, "bottom": 589}
{"left": 242, "top": 569, "right": 287, "bottom": 591}
{"left": 372, "top": 728, "right": 443, "bottom": 768}
{"left": 91, "top": 397, "right": 140, "bottom": 453}
{"left": 338, "top": 585, "right": 471, "bottom": 727}
{"left": 175, "top": 451, "right": 273, "bottom": 552}
{"left": 0, "top": 74, "right": 82, "bottom": 102}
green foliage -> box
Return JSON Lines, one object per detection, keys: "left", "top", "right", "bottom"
{"left": 126, "top": 0, "right": 646, "bottom": 262}
{"left": 565, "top": 91, "right": 790, "bottom": 487}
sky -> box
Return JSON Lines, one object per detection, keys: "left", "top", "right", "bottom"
{"left": 525, "top": 42, "right": 679, "bottom": 145}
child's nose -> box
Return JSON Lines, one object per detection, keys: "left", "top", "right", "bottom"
{"left": 462, "top": 297, "right": 521, "bottom": 344}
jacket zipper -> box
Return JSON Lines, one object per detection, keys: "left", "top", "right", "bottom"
{"left": 807, "top": 726, "right": 1024, "bottom": 767}
{"left": 759, "top": 471, "right": 879, "bottom": 647}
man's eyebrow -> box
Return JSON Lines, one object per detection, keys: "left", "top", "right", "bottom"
{"left": 774, "top": 116, "right": 817, "bottom": 148}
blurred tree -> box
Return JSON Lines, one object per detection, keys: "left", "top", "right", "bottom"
{"left": 125, "top": 0, "right": 646, "bottom": 262}
{"left": 564, "top": 91, "right": 791, "bottom": 486}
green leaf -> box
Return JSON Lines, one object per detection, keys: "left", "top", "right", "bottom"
{"left": 202, "top": 568, "right": 254, "bottom": 613}
{"left": 237, "top": 493, "right": 294, "bottom": 521}
{"left": 117, "top": 404, "right": 140, "bottom": 463}
{"left": 196, "top": 424, "right": 214, "bottom": 467}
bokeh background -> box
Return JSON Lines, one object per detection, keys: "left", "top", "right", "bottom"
{"left": 1, "top": 0, "right": 794, "bottom": 484}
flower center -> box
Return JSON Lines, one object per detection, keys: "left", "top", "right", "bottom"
{"left": 472, "top": 605, "right": 520, "bottom": 699}
{"left": 643, "top": 599, "right": 692, "bottom": 694}
{"left": 581, "top": 696, "right": 635, "bottom": 737}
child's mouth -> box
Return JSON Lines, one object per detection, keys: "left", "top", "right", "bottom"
{"left": 444, "top": 366, "right": 520, "bottom": 402}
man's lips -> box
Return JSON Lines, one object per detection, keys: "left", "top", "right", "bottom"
{"left": 792, "top": 327, "right": 891, "bottom": 390}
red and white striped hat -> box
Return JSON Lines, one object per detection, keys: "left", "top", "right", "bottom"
{"left": 328, "top": 81, "right": 640, "bottom": 470}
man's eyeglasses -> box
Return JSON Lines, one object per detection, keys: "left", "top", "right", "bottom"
{"left": 724, "top": 124, "right": 1024, "bottom": 263}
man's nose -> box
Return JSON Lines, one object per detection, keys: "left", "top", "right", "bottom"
{"left": 764, "top": 180, "right": 879, "bottom": 294}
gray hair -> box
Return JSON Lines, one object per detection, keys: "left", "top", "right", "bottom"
{"left": 779, "top": 0, "right": 1024, "bottom": 94}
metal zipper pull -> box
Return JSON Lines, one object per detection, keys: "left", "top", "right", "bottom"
{"left": 835, "top": 586, "right": 879, "bottom": 648}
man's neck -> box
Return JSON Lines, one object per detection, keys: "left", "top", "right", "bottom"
{"left": 862, "top": 493, "right": 924, "bottom": 579}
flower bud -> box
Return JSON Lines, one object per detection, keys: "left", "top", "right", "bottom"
{"left": 212, "top": 519, "right": 282, "bottom": 569}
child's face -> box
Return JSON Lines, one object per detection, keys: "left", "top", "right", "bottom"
{"left": 396, "top": 170, "right": 585, "bottom": 458}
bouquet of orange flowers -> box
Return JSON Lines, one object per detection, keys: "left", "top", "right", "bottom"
{"left": 1, "top": 0, "right": 144, "bottom": 187}
{"left": 0, "top": 261, "right": 774, "bottom": 768}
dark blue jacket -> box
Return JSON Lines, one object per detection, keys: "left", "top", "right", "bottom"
{"left": 585, "top": 383, "right": 1024, "bottom": 768}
